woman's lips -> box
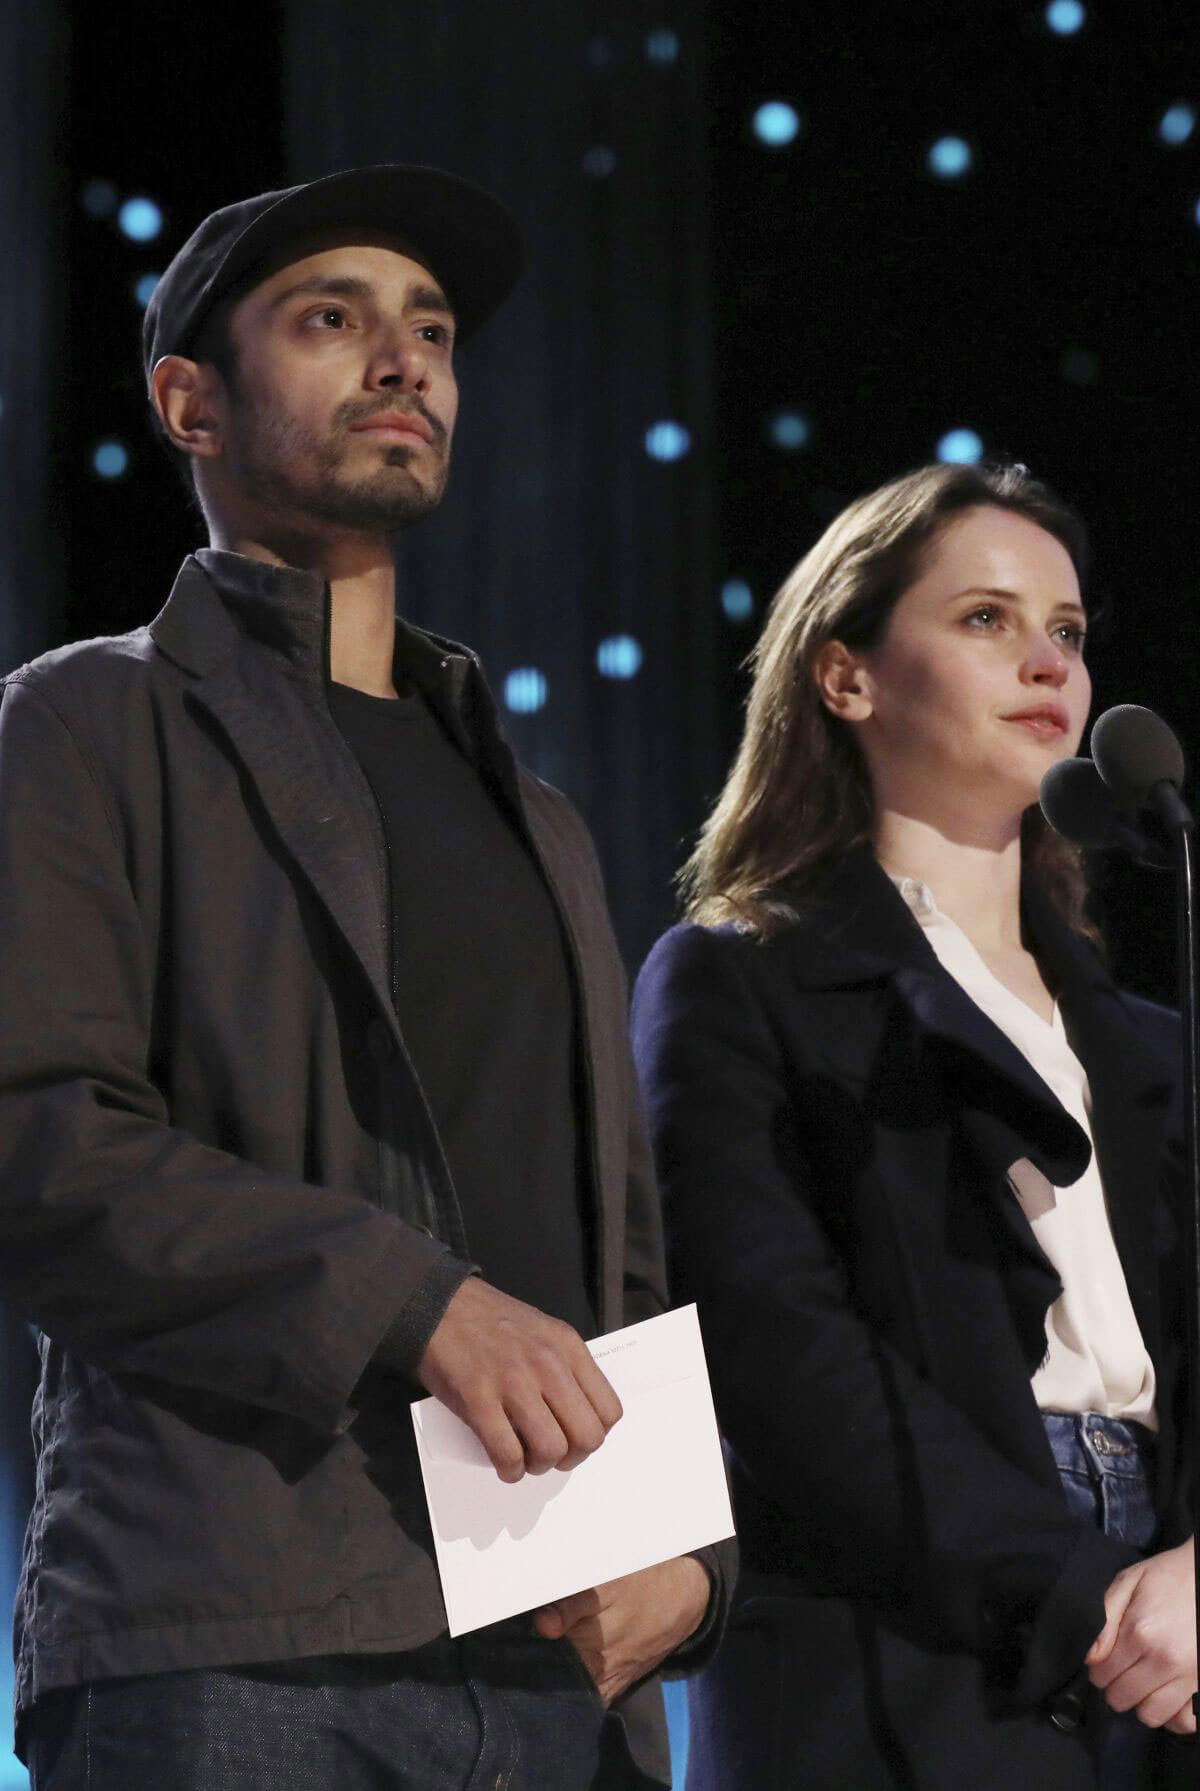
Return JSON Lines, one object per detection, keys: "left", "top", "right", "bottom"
{"left": 1003, "top": 706, "right": 1069, "bottom": 737}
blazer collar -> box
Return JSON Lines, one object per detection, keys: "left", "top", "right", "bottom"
{"left": 782, "top": 847, "right": 1091, "bottom": 1187}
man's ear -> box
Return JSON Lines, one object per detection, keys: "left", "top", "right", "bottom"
{"left": 813, "top": 639, "right": 874, "bottom": 722}
{"left": 150, "top": 355, "right": 225, "bottom": 463}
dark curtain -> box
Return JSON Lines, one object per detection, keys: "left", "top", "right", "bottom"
{"left": 0, "top": 3, "right": 63, "bottom": 1779}
{"left": 284, "top": 1, "right": 718, "bottom": 966}
{"left": 1, "top": 1, "right": 65, "bottom": 667}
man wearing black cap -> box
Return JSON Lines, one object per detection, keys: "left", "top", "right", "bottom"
{"left": 0, "top": 167, "right": 722, "bottom": 1788}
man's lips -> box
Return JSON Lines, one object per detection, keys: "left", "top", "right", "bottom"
{"left": 349, "top": 411, "right": 434, "bottom": 445}
{"left": 1002, "top": 704, "right": 1069, "bottom": 736}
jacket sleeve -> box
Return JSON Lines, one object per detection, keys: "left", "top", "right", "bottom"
{"left": 0, "top": 673, "right": 465, "bottom": 1434}
{"left": 622, "top": 1033, "right": 737, "bottom": 1670}
{"left": 631, "top": 922, "right": 1135, "bottom": 1706}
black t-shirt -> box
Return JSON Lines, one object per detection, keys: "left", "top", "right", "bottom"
{"left": 328, "top": 679, "right": 595, "bottom": 1337}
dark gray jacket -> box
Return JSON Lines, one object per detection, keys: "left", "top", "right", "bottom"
{"left": 0, "top": 550, "right": 715, "bottom": 1779}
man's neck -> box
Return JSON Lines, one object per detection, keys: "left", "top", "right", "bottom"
{"left": 207, "top": 524, "right": 399, "bottom": 699}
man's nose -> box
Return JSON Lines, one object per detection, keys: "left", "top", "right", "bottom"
{"left": 366, "top": 334, "right": 429, "bottom": 393}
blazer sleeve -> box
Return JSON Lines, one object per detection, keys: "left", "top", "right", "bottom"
{"left": 0, "top": 673, "right": 465, "bottom": 1434}
{"left": 631, "top": 921, "right": 1135, "bottom": 1705}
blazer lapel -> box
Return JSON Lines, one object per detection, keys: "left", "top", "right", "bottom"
{"left": 789, "top": 850, "right": 1092, "bottom": 1186}
{"left": 785, "top": 853, "right": 1092, "bottom": 1323}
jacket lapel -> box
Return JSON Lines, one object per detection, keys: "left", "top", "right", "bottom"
{"left": 149, "top": 559, "right": 396, "bottom": 1027}
{"left": 787, "top": 851, "right": 1091, "bottom": 1184}
{"left": 783, "top": 852, "right": 1091, "bottom": 1317}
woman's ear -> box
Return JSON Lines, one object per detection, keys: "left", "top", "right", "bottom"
{"left": 813, "top": 640, "right": 874, "bottom": 722}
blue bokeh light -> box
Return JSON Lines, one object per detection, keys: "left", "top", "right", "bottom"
{"left": 644, "top": 421, "right": 692, "bottom": 462}
{"left": 1045, "top": 0, "right": 1085, "bottom": 33}
{"left": 752, "top": 101, "right": 802, "bottom": 148}
{"left": 720, "top": 579, "right": 755, "bottom": 622}
{"left": 92, "top": 440, "right": 130, "bottom": 480}
{"left": 1159, "top": 104, "right": 1196, "bottom": 147}
{"left": 936, "top": 428, "right": 984, "bottom": 465}
{"left": 80, "top": 177, "right": 118, "bottom": 219}
{"left": 645, "top": 28, "right": 679, "bottom": 64}
{"left": 133, "top": 272, "right": 161, "bottom": 308}
{"left": 596, "top": 635, "right": 644, "bottom": 679}
{"left": 504, "top": 668, "right": 548, "bottom": 714}
{"left": 117, "top": 196, "right": 163, "bottom": 243}
{"left": 582, "top": 145, "right": 617, "bottom": 178}
{"left": 768, "top": 409, "right": 810, "bottom": 451}
{"left": 928, "top": 137, "right": 972, "bottom": 179}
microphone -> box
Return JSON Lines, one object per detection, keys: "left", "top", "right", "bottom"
{"left": 1039, "top": 755, "right": 1168, "bottom": 866}
{"left": 1091, "top": 702, "right": 1193, "bottom": 834}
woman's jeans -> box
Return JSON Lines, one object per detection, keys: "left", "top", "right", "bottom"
{"left": 1042, "top": 1411, "right": 1160, "bottom": 1788}
{"left": 25, "top": 1620, "right": 621, "bottom": 1790}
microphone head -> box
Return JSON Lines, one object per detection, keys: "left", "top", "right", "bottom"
{"left": 1091, "top": 703, "right": 1185, "bottom": 807}
{"left": 1040, "top": 756, "right": 1127, "bottom": 847}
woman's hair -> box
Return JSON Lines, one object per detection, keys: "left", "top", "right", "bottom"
{"left": 681, "top": 460, "right": 1097, "bottom": 939}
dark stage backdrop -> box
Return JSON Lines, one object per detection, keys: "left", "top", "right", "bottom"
{"left": 0, "top": 6, "right": 64, "bottom": 1781}
{"left": 284, "top": 0, "right": 722, "bottom": 967}
{"left": 3, "top": 2, "right": 1200, "bottom": 1783}
{"left": 707, "top": 0, "right": 1200, "bottom": 1002}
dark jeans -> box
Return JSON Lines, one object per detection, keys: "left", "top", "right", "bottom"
{"left": 1042, "top": 1411, "right": 1161, "bottom": 1789}
{"left": 26, "top": 1622, "right": 626, "bottom": 1790}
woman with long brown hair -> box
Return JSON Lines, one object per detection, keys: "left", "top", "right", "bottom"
{"left": 632, "top": 463, "right": 1194, "bottom": 1788}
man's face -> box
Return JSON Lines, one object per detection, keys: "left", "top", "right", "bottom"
{"left": 212, "top": 231, "right": 459, "bottom": 538}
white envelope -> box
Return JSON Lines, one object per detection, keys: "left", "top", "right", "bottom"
{"left": 410, "top": 1303, "right": 734, "bottom": 1637}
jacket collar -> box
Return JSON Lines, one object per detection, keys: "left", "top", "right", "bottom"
{"left": 778, "top": 846, "right": 1157, "bottom": 1192}
{"left": 149, "top": 549, "right": 512, "bottom": 771}
{"left": 779, "top": 846, "right": 1176, "bottom": 1370}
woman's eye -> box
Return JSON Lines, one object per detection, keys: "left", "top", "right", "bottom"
{"left": 1054, "top": 623, "right": 1087, "bottom": 652}
{"left": 417, "top": 322, "right": 453, "bottom": 348}
{"left": 965, "top": 606, "right": 1000, "bottom": 629}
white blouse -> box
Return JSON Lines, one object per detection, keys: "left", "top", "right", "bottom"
{"left": 892, "top": 876, "right": 1157, "bottom": 1430}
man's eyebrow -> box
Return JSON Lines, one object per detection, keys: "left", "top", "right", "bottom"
{"left": 269, "top": 274, "right": 456, "bottom": 317}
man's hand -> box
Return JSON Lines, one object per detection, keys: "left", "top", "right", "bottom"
{"left": 417, "top": 1277, "right": 622, "bottom": 1483}
{"left": 1086, "top": 1538, "right": 1197, "bottom": 1733}
{"left": 533, "top": 1557, "right": 712, "bottom": 1705}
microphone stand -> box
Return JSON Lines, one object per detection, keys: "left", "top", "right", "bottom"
{"left": 1152, "top": 782, "right": 1200, "bottom": 1730}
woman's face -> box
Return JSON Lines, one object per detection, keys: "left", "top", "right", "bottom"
{"left": 825, "top": 504, "right": 1091, "bottom": 830}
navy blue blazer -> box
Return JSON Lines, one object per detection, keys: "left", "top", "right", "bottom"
{"left": 632, "top": 847, "right": 1188, "bottom": 1789}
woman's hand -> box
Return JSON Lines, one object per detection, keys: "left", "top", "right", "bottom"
{"left": 1086, "top": 1538, "right": 1197, "bottom": 1733}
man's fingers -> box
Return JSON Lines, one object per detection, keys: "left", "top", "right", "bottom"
{"left": 536, "top": 1586, "right": 605, "bottom": 1636}
{"left": 506, "top": 1397, "right": 570, "bottom": 1475}
{"left": 472, "top": 1411, "right": 530, "bottom": 1484}
{"left": 542, "top": 1378, "right": 608, "bottom": 1470}
{"left": 418, "top": 1280, "right": 623, "bottom": 1482}
{"left": 571, "top": 1347, "right": 624, "bottom": 1431}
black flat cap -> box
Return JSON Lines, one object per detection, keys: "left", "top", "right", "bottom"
{"left": 142, "top": 163, "right": 522, "bottom": 385}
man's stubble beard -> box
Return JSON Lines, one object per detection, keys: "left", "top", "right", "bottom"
{"left": 225, "top": 390, "right": 450, "bottom": 537}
